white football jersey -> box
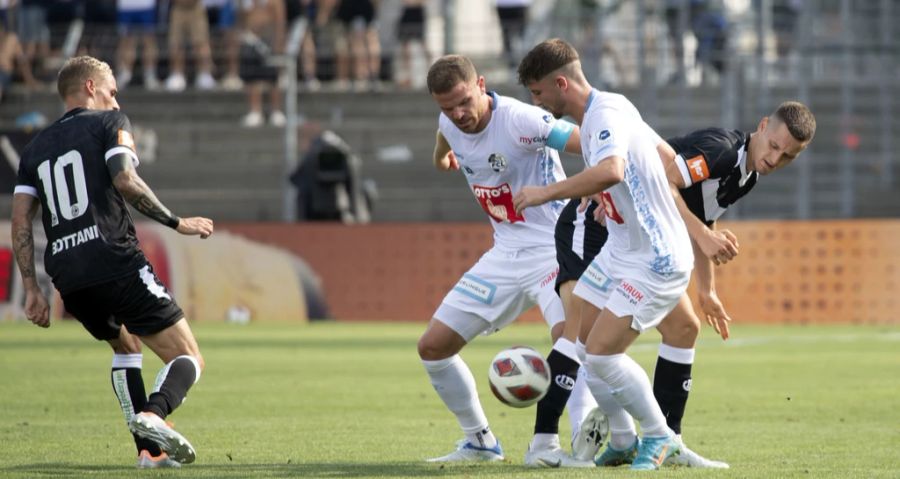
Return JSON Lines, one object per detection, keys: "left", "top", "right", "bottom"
{"left": 439, "top": 92, "right": 568, "bottom": 249}
{"left": 580, "top": 90, "right": 693, "bottom": 276}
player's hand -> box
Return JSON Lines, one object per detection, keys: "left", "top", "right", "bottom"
{"left": 697, "top": 229, "right": 739, "bottom": 265}
{"left": 513, "top": 186, "right": 548, "bottom": 215}
{"left": 577, "top": 197, "right": 590, "bottom": 213}
{"left": 699, "top": 290, "right": 731, "bottom": 340}
{"left": 25, "top": 289, "right": 50, "bottom": 328}
{"left": 176, "top": 217, "right": 214, "bottom": 239}
{"left": 436, "top": 151, "right": 459, "bottom": 171}
{"left": 590, "top": 195, "right": 607, "bottom": 226}
{"left": 447, "top": 151, "right": 459, "bottom": 171}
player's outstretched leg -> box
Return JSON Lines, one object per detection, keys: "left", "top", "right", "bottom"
{"left": 130, "top": 355, "right": 201, "bottom": 464}
{"left": 422, "top": 354, "right": 503, "bottom": 462}
{"left": 110, "top": 353, "right": 180, "bottom": 468}
{"left": 583, "top": 352, "right": 679, "bottom": 470}
{"left": 525, "top": 338, "right": 593, "bottom": 467}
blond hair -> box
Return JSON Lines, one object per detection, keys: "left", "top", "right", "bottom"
{"left": 57, "top": 56, "right": 114, "bottom": 99}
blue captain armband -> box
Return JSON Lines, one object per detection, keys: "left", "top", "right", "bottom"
{"left": 546, "top": 120, "right": 575, "bottom": 151}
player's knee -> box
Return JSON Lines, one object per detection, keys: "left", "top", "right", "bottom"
{"left": 417, "top": 336, "right": 439, "bottom": 361}
{"left": 663, "top": 315, "right": 701, "bottom": 346}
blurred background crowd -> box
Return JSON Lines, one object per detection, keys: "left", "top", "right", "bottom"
{"left": 0, "top": 0, "right": 897, "bottom": 224}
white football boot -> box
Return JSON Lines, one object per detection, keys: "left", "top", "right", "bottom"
{"left": 571, "top": 407, "right": 609, "bottom": 461}
{"left": 524, "top": 436, "right": 595, "bottom": 468}
{"left": 664, "top": 435, "right": 729, "bottom": 468}
{"left": 129, "top": 412, "right": 196, "bottom": 464}
{"left": 426, "top": 439, "right": 504, "bottom": 463}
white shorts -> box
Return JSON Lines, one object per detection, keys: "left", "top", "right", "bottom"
{"left": 573, "top": 254, "right": 690, "bottom": 333}
{"left": 434, "top": 245, "right": 565, "bottom": 342}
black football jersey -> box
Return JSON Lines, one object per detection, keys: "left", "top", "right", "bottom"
{"left": 667, "top": 128, "right": 756, "bottom": 225}
{"left": 15, "top": 108, "right": 146, "bottom": 294}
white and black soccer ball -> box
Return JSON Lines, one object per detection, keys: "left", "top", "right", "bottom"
{"left": 487, "top": 346, "right": 551, "bottom": 408}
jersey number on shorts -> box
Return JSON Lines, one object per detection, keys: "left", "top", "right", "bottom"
{"left": 597, "top": 191, "right": 624, "bottom": 224}
{"left": 473, "top": 183, "right": 525, "bottom": 223}
{"left": 36, "top": 150, "right": 90, "bottom": 226}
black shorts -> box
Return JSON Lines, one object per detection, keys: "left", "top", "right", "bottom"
{"left": 554, "top": 198, "right": 608, "bottom": 294}
{"left": 239, "top": 40, "right": 279, "bottom": 83}
{"left": 337, "top": 0, "right": 374, "bottom": 26}
{"left": 397, "top": 6, "right": 424, "bottom": 41}
{"left": 62, "top": 264, "right": 184, "bottom": 341}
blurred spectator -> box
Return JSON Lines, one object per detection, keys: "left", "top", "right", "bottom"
{"left": 665, "top": 0, "right": 728, "bottom": 84}
{"left": 166, "top": 0, "right": 216, "bottom": 91}
{"left": 239, "top": 0, "right": 286, "bottom": 128}
{"left": 495, "top": 0, "right": 529, "bottom": 69}
{"left": 771, "top": 0, "right": 801, "bottom": 60}
{"left": 0, "top": 17, "right": 38, "bottom": 101}
{"left": 205, "top": 0, "right": 242, "bottom": 90}
{"left": 331, "top": 0, "right": 379, "bottom": 92}
{"left": 395, "top": 0, "right": 430, "bottom": 90}
{"left": 79, "top": 0, "right": 116, "bottom": 59}
{"left": 285, "top": 0, "right": 319, "bottom": 91}
{"left": 692, "top": 2, "right": 728, "bottom": 78}
{"left": 115, "top": 0, "right": 159, "bottom": 89}
{"left": 17, "top": 0, "right": 51, "bottom": 75}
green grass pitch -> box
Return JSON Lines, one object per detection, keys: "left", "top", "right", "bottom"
{"left": 1, "top": 320, "right": 898, "bottom": 478}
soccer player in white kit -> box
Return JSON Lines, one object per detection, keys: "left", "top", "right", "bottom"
{"left": 513, "top": 39, "right": 693, "bottom": 470}
{"left": 417, "top": 55, "right": 598, "bottom": 467}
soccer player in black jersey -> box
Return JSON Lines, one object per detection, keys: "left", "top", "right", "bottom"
{"left": 551, "top": 101, "right": 816, "bottom": 468}
{"left": 11, "top": 56, "right": 214, "bottom": 468}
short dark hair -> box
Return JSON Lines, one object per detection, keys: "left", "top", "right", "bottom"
{"left": 57, "top": 56, "right": 113, "bottom": 99}
{"left": 427, "top": 55, "right": 476, "bottom": 94}
{"left": 517, "top": 38, "right": 580, "bottom": 86}
{"left": 772, "top": 101, "right": 816, "bottom": 143}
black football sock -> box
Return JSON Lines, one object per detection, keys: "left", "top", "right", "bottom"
{"left": 534, "top": 340, "right": 581, "bottom": 434}
{"left": 652, "top": 345, "right": 695, "bottom": 435}
{"left": 145, "top": 355, "right": 200, "bottom": 419}
{"left": 111, "top": 354, "right": 161, "bottom": 455}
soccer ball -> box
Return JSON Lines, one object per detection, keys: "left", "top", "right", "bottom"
{"left": 487, "top": 346, "right": 551, "bottom": 408}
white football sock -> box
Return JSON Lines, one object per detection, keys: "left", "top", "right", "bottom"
{"left": 584, "top": 364, "right": 637, "bottom": 449}
{"left": 658, "top": 343, "right": 696, "bottom": 365}
{"left": 585, "top": 353, "right": 670, "bottom": 438}
{"left": 567, "top": 366, "right": 599, "bottom": 440}
{"left": 575, "top": 339, "right": 587, "bottom": 363}
{"left": 422, "top": 355, "right": 497, "bottom": 448}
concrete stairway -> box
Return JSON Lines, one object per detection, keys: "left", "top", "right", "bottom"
{"left": 0, "top": 83, "right": 897, "bottom": 222}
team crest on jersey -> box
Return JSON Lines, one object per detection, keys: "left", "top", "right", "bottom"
{"left": 599, "top": 130, "right": 610, "bottom": 140}
{"left": 488, "top": 153, "right": 507, "bottom": 172}
{"left": 542, "top": 114, "right": 553, "bottom": 124}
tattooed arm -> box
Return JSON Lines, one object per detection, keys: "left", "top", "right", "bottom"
{"left": 108, "top": 155, "right": 214, "bottom": 238}
{"left": 11, "top": 193, "right": 50, "bottom": 327}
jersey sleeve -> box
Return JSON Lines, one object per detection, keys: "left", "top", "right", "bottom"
{"left": 670, "top": 129, "right": 740, "bottom": 187}
{"left": 585, "top": 107, "right": 631, "bottom": 167}
{"left": 102, "top": 111, "right": 140, "bottom": 167}
{"left": 510, "top": 103, "right": 574, "bottom": 152}
{"left": 14, "top": 145, "right": 38, "bottom": 198}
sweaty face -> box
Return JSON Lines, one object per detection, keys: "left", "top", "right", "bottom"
{"left": 527, "top": 76, "right": 565, "bottom": 119}
{"left": 432, "top": 78, "right": 487, "bottom": 134}
{"left": 91, "top": 73, "right": 120, "bottom": 111}
{"left": 749, "top": 117, "right": 808, "bottom": 175}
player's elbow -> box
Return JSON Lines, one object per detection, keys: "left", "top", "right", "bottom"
{"left": 604, "top": 157, "right": 626, "bottom": 184}
{"left": 111, "top": 169, "right": 140, "bottom": 196}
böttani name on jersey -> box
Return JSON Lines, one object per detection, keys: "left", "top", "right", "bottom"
{"left": 51, "top": 225, "right": 100, "bottom": 255}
